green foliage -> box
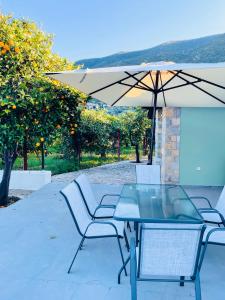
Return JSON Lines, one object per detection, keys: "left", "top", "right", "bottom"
{"left": 0, "top": 13, "right": 85, "bottom": 153}
{"left": 78, "top": 109, "right": 114, "bottom": 156}
{"left": 60, "top": 108, "right": 150, "bottom": 160}
{"left": 0, "top": 13, "right": 86, "bottom": 203}
{"left": 121, "top": 108, "right": 150, "bottom": 146}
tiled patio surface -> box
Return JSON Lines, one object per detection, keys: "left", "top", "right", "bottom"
{"left": 0, "top": 180, "right": 224, "bottom": 300}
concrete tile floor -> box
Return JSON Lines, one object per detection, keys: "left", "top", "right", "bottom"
{"left": 0, "top": 182, "right": 224, "bottom": 300}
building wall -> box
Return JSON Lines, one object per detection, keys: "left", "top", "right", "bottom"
{"left": 179, "top": 108, "right": 225, "bottom": 186}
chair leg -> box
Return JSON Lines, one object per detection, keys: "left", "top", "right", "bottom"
{"left": 134, "top": 222, "right": 139, "bottom": 246}
{"left": 124, "top": 228, "right": 130, "bottom": 252}
{"left": 68, "top": 236, "right": 85, "bottom": 274}
{"left": 180, "top": 276, "right": 185, "bottom": 286}
{"left": 117, "top": 236, "right": 127, "bottom": 276}
{"left": 127, "top": 221, "right": 132, "bottom": 232}
{"left": 118, "top": 255, "right": 130, "bottom": 284}
{"left": 195, "top": 273, "right": 202, "bottom": 300}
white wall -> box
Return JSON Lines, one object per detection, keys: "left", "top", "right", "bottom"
{"left": 0, "top": 170, "right": 51, "bottom": 190}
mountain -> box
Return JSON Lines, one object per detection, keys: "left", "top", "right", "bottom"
{"left": 76, "top": 33, "right": 225, "bottom": 68}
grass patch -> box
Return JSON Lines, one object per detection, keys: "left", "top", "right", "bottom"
{"left": 2, "top": 147, "right": 136, "bottom": 175}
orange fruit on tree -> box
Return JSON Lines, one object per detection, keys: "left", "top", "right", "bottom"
{"left": 40, "top": 137, "right": 45, "bottom": 142}
{"left": 36, "top": 142, "right": 40, "bottom": 147}
{"left": 12, "top": 105, "right": 16, "bottom": 109}
{"left": 3, "top": 44, "right": 10, "bottom": 51}
{"left": 14, "top": 47, "right": 20, "bottom": 53}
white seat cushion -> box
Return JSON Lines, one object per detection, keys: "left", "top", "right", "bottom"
{"left": 94, "top": 207, "right": 115, "bottom": 218}
{"left": 203, "top": 225, "right": 225, "bottom": 244}
{"left": 200, "top": 212, "right": 222, "bottom": 223}
{"left": 85, "top": 220, "right": 124, "bottom": 237}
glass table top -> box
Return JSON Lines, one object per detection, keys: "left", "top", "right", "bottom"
{"left": 114, "top": 184, "right": 203, "bottom": 223}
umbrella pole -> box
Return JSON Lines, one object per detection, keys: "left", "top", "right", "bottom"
{"left": 148, "top": 71, "right": 160, "bottom": 165}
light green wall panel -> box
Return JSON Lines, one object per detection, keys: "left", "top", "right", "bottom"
{"left": 179, "top": 108, "right": 225, "bottom": 186}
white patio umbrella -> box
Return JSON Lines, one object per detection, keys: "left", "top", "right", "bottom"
{"left": 47, "top": 62, "right": 225, "bottom": 163}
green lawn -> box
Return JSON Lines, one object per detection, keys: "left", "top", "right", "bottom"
{"left": 8, "top": 147, "right": 136, "bottom": 175}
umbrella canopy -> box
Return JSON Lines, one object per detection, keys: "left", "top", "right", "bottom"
{"left": 47, "top": 62, "right": 225, "bottom": 163}
{"left": 47, "top": 62, "right": 225, "bottom": 107}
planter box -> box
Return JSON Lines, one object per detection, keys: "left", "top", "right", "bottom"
{"left": 0, "top": 170, "right": 51, "bottom": 190}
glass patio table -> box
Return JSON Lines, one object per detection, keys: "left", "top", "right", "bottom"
{"left": 114, "top": 184, "right": 203, "bottom": 224}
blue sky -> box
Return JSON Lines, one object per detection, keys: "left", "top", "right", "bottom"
{"left": 1, "top": 0, "right": 225, "bottom": 62}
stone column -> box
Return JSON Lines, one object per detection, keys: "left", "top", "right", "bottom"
{"left": 154, "top": 108, "right": 181, "bottom": 184}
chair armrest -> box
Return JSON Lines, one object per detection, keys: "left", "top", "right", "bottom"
{"left": 93, "top": 204, "right": 116, "bottom": 217}
{"left": 204, "top": 227, "right": 225, "bottom": 244}
{"left": 198, "top": 208, "right": 225, "bottom": 224}
{"left": 189, "top": 196, "right": 212, "bottom": 208}
{"left": 84, "top": 220, "right": 120, "bottom": 237}
{"left": 100, "top": 194, "right": 120, "bottom": 205}
{"left": 98, "top": 204, "right": 116, "bottom": 209}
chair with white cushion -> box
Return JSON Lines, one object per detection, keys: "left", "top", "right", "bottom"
{"left": 198, "top": 225, "right": 225, "bottom": 270}
{"left": 60, "top": 181, "right": 127, "bottom": 274}
{"left": 135, "top": 164, "right": 161, "bottom": 184}
{"left": 75, "top": 174, "right": 119, "bottom": 219}
{"left": 190, "top": 187, "right": 225, "bottom": 226}
{"left": 129, "top": 223, "right": 206, "bottom": 300}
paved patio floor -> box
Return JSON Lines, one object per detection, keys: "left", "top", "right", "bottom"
{"left": 0, "top": 181, "right": 225, "bottom": 300}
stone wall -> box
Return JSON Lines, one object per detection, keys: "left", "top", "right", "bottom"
{"left": 154, "top": 108, "right": 181, "bottom": 184}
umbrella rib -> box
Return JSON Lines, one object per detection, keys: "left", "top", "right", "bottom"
{"left": 149, "top": 71, "right": 155, "bottom": 89}
{"left": 158, "top": 70, "right": 182, "bottom": 91}
{"left": 170, "top": 71, "right": 225, "bottom": 105}
{"left": 179, "top": 71, "right": 225, "bottom": 90}
{"left": 124, "top": 72, "right": 154, "bottom": 92}
{"left": 160, "top": 79, "right": 200, "bottom": 92}
{"left": 159, "top": 72, "right": 167, "bottom": 107}
{"left": 111, "top": 72, "right": 151, "bottom": 106}
{"left": 118, "top": 82, "right": 150, "bottom": 91}
{"left": 89, "top": 72, "right": 142, "bottom": 96}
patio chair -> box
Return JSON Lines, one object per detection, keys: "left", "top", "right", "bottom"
{"left": 60, "top": 181, "right": 128, "bottom": 274}
{"left": 128, "top": 223, "right": 206, "bottom": 300}
{"left": 199, "top": 225, "right": 225, "bottom": 269}
{"left": 189, "top": 187, "right": 225, "bottom": 226}
{"left": 135, "top": 164, "right": 161, "bottom": 184}
{"left": 74, "top": 174, "right": 119, "bottom": 219}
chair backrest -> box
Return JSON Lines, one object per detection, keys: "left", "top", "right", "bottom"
{"left": 60, "top": 182, "right": 91, "bottom": 236}
{"left": 75, "top": 174, "right": 97, "bottom": 216}
{"left": 136, "top": 164, "right": 161, "bottom": 184}
{"left": 138, "top": 223, "right": 205, "bottom": 278}
{"left": 215, "top": 186, "right": 225, "bottom": 215}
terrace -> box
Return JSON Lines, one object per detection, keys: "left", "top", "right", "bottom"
{"left": 0, "top": 162, "right": 224, "bottom": 300}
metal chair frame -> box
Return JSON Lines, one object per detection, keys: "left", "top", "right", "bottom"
{"left": 74, "top": 179, "right": 119, "bottom": 219}
{"left": 60, "top": 188, "right": 128, "bottom": 275}
{"left": 119, "top": 224, "right": 206, "bottom": 300}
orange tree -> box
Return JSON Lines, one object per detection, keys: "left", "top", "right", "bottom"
{"left": 121, "top": 108, "right": 150, "bottom": 163}
{"left": 0, "top": 14, "right": 84, "bottom": 205}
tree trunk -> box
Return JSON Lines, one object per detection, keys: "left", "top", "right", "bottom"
{"left": 41, "top": 142, "right": 45, "bottom": 170}
{"left": 117, "top": 129, "right": 121, "bottom": 161}
{"left": 0, "top": 147, "right": 18, "bottom": 206}
{"left": 135, "top": 144, "right": 140, "bottom": 163}
{"left": 72, "top": 133, "right": 81, "bottom": 165}
{"left": 143, "top": 135, "right": 147, "bottom": 156}
{"left": 23, "top": 134, "right": 28, "bottom": 170}
{"left": 100, "top": 151, "right": 106, "bottom": 158}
